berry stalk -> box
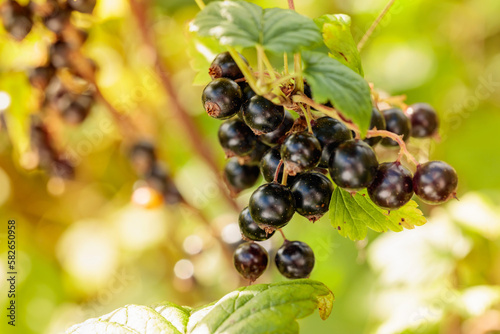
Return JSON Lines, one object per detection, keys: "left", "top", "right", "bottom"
{"left": 366, "top": 129, "right": 419, "bottom": 166}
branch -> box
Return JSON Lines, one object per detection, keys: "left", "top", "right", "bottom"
{"left": 287, "top": 0, "right": 295, "bottom": 10}
{"left": 129, "top": 0, "right": 240, "bottom": 212}
{"left": 366, "top": 129, "right": 419, "bottom": 166}
{"left": 357, "top": 0, "right": 396, "bottom": 51}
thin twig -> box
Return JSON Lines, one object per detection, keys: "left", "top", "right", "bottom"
{"left": 366, "top": 129, "right": 419, "bottom": 166}
{"left": 357, "top": 0, "right": 396, "bottom": 51}
{"left": 129, "top": 0, "right": 240, "bottom": 212}
{"left": 273, "top": 160, "right": 284, "bottom": 183}
{"left": 287, "top": 0, "right": 295, "bottom": 10}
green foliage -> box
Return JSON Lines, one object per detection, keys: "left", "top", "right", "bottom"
{"left": 301, "top": 51, "right": 372, "bottom": 135}
{"left": 66, "top": 280, "right": 334, "bottom": 334}
{"left": 314, "top": 14, "right": 363, "bottom": 76}
{"left": 188, "top": 33, "right": 225, "bottom": 85}
{"left": 190, "top": 1, "right": 322, "bottom": 54}
{"left": 329, "top": 188, "right": 427, "bottom": 241}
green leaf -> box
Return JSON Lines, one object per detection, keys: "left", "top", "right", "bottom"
{"left": 190, "top": 1, "right": 322, "bottom": 54}
{"left": 314, "top": 14, "right": 364, "bottom": 76}
{"left": 66, "top": 280, "right": 333, "bottom": 334}
{"left": 329, "top": 187, "right": 427, "bottom": 241}
{"left": 302, "top": 51, "right": 372, "bottom": 135}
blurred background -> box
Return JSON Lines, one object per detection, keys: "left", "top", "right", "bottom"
{"left": 1, "top": 0, "right": 500, "bottom": 333}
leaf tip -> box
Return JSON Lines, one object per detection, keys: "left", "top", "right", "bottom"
{"left": 317, "top": 289, "right": 335, "bottom": 320}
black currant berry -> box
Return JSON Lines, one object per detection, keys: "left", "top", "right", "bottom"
{"left": 364, "top": 107, "right": 386, "bottom": 146}
{"left": 413, "top": 161, "right": 458, "bottom": 204}
{"left": 275, "top": 240, "right": 315, "bottom": 279}
{"left": 224, "top": 158, "right": 260, "bottom": 196}
{"left": 233, "top": 242, "right": 268, "bottom": 282}
{"left": 407, "top": 103, "right": 439, "bottom": 138}
{"left": 259, "top": 110, "right": 294, "bottom": 147}
{"left": 243, "top": 95, "right": 284, "bottom": 134}
{"left": 281, "top": 132, "right": 321, "bottom": 175}
{"left": 241, "top": 140, "right": 270, "bottom": 165}
{"left": 29, "top": 66, "right": 56, "bottom": 90}
{"left": 42, "top": 3, "right": 70, "bottom": 34}
{"left": 67, "top": 0, "right": 96, "bottom": 14}
{"left": 239, "top": 82, "right": 256, "bottom": 103}
{"left": 291, "top": 172, "right": 333, "bottom": 222}
{"left": 249, "top": 183, "right": 295, "bottom": 230}
{"left": 61, "top": 94, "right": 93, "bottom": 125}
{"left": 129, "top": 141, "right": 156, "bottom": 176}
{"left": 312, "top": 117, "right": 352, "bottom": 168}
{"left": 209, "top": 52, "right": 248, "bottom": 81}
{"left": 1, "top": 0, "right": 33, "bottom": 41}
{"left": 202, "top": 78, "right": 242, "bottom": 120}
{"left": 368, "top": 162, "right": 413, "bottom": 210}
{"left": 380, "top": 108, "right": 411, "bottom": 147}
{"left": 50, "top": 40, "right": 73, "bottom": 68}
{"left": 328, "top": 139, "right": 378, "bottom": 190}
{"left": 218, "top": 119, "right": 257, "bottom": 157}
{"left": 238, "top": 207, "right": 274, "bottom": 241}
{"left": 259, "top": 147, "right": 296, "bottom": 185}
{"left": 146, "top": 164, "right": 183, "bottom": 205}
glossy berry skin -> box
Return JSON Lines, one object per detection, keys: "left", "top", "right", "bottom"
{"left": 328, "top": 139, "right": 378, "bottom": 190}
{"left": 312, "top": 117, "right": 352, "bottom": 168}
{"left": 233, "top": 242, "right": 268, "bottom": 282}
{"left": 1, "top": 0, "right": 33, "bottom": 41}
{"left": 259, "top": 147, "right": 296, "bottom": 185}
{"left": 218, "top": 119, "right": 257, "bottom": 157}
{"left": 291, "top": 172, "right": 333, "bottom": 222}
{"left": 238, "top": 207, "right": 274, "bottom": 241}
{"left": 242, "top": 140, "right": 270, "bottom": 165}
{"left": 275, "top": 241, "right": 315, "bottom": 279}
{"left": 202, "top": 78, "right": 242, "bottom": 120}
{"left": 67, "top": 0, "right": 96, "bottom": 14}
{"left": 408, "top": 103, "right": 439, "bottom": 138}
{"left": 209, "top": 52, "right": 248, "bottom": 81}
{"left": 413, "top": 161, "right": 458, "bottom": 204}
{"left": 368, "top": 162, "right": 414, "bottom": 210}
{"left": 129, "top": 141, "right": 157, "bottom": 176}
{"left": 249, "top": 183, "right": 295, "bottom": 229}
{"left": 224, "top": 158, "right": 260, "bottom": 195}
{"left": 243, "top": 95, "right": 284, "bottom": 134}
{"left": 281, "top": 132, "right": 321, "bottom": 175}
{"left": 381, "top": 108, "right": 411, "bottom": 147}
{"left": 259, "top": 111, "right": 294, "bottom": 147}
{"left": 364, "top": 107, "right": 386, "bottom": 146}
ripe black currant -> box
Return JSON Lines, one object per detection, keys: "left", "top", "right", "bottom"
{"left": 364, "top": 107, "right": 386, "bottom": 146}
{"left": 202, "top": 78, "right": 242, "bottom": 119}
{"left": 239, "top": 81, "right": 256, "bottom": 103}
{"left": 413, "top": 161, "right": 458, "bottom": 204}
{"left": 224, "top": 158, "right": 260, "bottom": 196}
{"left": 241, "top": 140, "right": 270, "bottom": 165}
{"left": 238, "top": 207, "right": 274, "bottom": 241}
{"left": 312, "top": 116, "right": 352, "bottom": 168}
{"left": 29, "top": 66, "right": 56, "bottom": 90}
{"left": 242, "top": 95, "right": 284, "bottom": 135}
{"left": 209, "top": 52, "right": 248, "bottom": 81}
{"left": 275, "top": 240, "right": 315, "bottom": 279}
{"left": 291, "top": 172, "right": 333, "bottom": 222}
{"left": 259, "top": 147, "right": 296, "bottom": 184}
{"left": 407, "top": 103, "right": 439, "bottom": 138}
{"left": 380, "top": 108, "right": 411, "bottom": 147}
{"left": 50, "top": 40, "right": 73, "bottom": 68}
{"left": 259, "top": 110, "right": 294, "bottom": 147}
{"left": 281, "top": 132, "right": 321, "bottom": 175}
{"left": 42, "top": 3, "right": 70, "bottom": 34}
{"left": 61, "top": 94, "right": 93, "bottom": 125}
{"left": 129, "top": 141, "right": 156, "bottom": 176}
{"left": 67, "top": 0, "right": 96, "bottom": 14}
{"left": 249, "top": 183, "right": 295, "bottom": 230}
{"left": 328, "top": 139, "right": 378, "bottom": 190}
{"left": 1, "top": 0, "right": 33, "bottom": 41}
{"left": 146, "top": 164, "right": 183, "bottom": 205}
{"left": 367, "top": 162, "right": 414, "bottom": 210}
{"left": 218, "top": 119, "right": 257, "bottom": 158}
{"left": 233, "top": 242, "right": 269, "bottom": 282}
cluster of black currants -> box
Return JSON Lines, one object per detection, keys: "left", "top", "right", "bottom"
{"left": 201, "top": 52, "right": 458, "bottom": 282}
{"left": 128, "top": 141, "right": 183, "bottom": 208}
